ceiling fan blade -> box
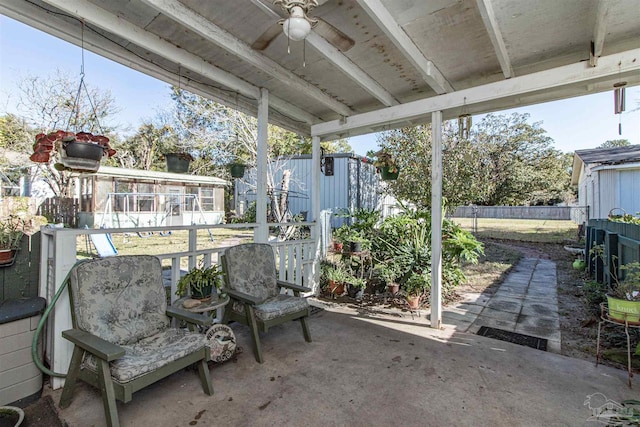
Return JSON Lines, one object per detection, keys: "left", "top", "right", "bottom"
{"left": 252, "top": 22, "right": 283, "bottom": 50}
{"left": 314, "top": 19, "right": 355, "bottom": 52}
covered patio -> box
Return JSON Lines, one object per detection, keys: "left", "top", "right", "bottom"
{"left": 45, "top": 305, "right": 631, "bottom": 426}
{"left": 1, "top": 0, "right": 639, "bottom": 425}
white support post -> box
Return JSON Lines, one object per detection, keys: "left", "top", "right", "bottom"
{"left": 310, "top": 135, "right": 322, "bottom": 294}
{"left": 255, "top": 88, "right": 269, "bottom": 243}
{"left": 430, "top": 111, "right": 443, "bottom": 329}
{"left": 43, "top": 229, "right": 79, "bottom": 389}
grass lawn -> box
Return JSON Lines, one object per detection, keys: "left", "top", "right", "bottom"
{"left": 77, "top": 228, "right": 254, "bottom": 264}
{"left": 451, "top": 218, "right": 578, "bottom": 244}
{"left": 458, "top": 241, "right": 522, "bottom": 294}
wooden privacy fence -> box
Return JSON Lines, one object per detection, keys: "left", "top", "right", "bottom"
{"left": 0, "top": 232, "right": 41, "bottom": 301}
{"left": 451, "top": 205, "right": 588, "bottom": 223}
{"left": 38, "top": 197, "right": 79, "bottom": 228}
{"left": 586, "top": 219, "right": 640, "bottom": 287}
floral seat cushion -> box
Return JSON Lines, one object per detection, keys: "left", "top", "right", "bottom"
{"left": 231, "top": 294, "right": 309, "bottom": 321}
{"left": 82, "top": 328, "right": 206, "bottom": 384}
{"left": 70, "top": 255, "right": 169, "bottom": 345}
{"left": 222, "top": 244, "right": 279, "bottom": 301}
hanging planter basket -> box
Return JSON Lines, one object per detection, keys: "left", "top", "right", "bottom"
{"left": 30, "top": 131, "right": 114, "bottom": 173}
{"left": 165, "top": 153, "right": 192, "bottom": 173}
{"left": 380, "top": 166, "right": 399, "bottom": 181}
{"left": 229, "top": 164, "right": 246, "bottom": 178}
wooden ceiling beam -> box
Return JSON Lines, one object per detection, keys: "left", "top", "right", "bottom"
{"left": 356, "top": 0, "right": 453, "bottom": 94}
{"left": 476, "top": 0, "right": 514, "bottom": 78}
{"left": 249, "top": 0, "right": 398, "bottom": 107}
{"left": 37, "top": 0, "right": 319, "bottom": 129}
{"left": 141, "top": 0, "right": 354, "bottom": 116}
{"left": 312, "top": 48, "right": 640, "bottom": 140}
{"left": 590, "top": 0, "right": 610, "bottom": 67}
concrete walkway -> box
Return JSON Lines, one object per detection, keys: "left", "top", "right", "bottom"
{"left": 442, "top": 257, "right": 562, "bottom": 353}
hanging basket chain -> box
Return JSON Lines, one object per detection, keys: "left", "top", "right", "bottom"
{"left": 66, "top": 19, "right": 104, "bottom": 135}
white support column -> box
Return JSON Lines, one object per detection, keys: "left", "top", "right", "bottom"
{"left": 310, "top": 135, "right": 322, "bottom": 294}
{"left": 255, "top": 88, "right": 269, "bottom": 243}
{"left": 44, "top": 229, "right": 79, "bottom": 389}
{"left": 430, "top": 111, "right": 443, "bottom": 329}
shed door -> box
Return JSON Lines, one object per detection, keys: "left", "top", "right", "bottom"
{"left": 618, "top": 169, "right": 640, "bottom": 216}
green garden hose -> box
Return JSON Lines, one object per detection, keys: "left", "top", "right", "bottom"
{"left": 31, "top": 260, "right": 87, "bottom": 378}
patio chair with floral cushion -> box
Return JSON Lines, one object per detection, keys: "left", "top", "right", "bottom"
{"left": 59, "top": 255, "right": 214, "bottom": 427}
{"left": 221, "top": 243, "right": 312, "bottom": 363}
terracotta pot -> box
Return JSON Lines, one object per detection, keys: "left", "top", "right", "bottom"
{"left": 327, "top": 280, "right": 344, "bottom": 296}
{"left": 0, "top": 249, "right": 16, "bottom": 266}
{"left": 406, "top": 295, "right": 420, "bottom": 309}
{"left": 386, "top": 283, "right": 399, "bottom": 295}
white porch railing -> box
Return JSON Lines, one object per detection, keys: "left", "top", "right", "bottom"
{"left": 39, "top": 222, "right": 319, "bottom": 389}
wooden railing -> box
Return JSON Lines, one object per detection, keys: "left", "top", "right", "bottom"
{"left": 38, "top": 222, "right": 319, "bottom": 389}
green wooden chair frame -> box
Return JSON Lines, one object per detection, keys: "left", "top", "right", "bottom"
{"left": 59, "top": 256, "right": 214, "bottom": 427}
{"left": 221, "top": 244, "right": 312, "bottom": 363}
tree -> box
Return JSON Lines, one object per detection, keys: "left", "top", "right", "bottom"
{"left": 13, "top": 70, "right": 119, "bottom": 197}
{"left": 163, "top": 88, "right": 351, "bottom": 232}
{"left": 376, "top": 113, "right": 572, "bottom": 208}
{"left": 117, "top": 118, "right": 177, "bottom": 170}
{"left": 0, "top": 114, "right": 37, "bottom": 189}
{"left": 597, "top": 139, "right": 630, "bottom": 149}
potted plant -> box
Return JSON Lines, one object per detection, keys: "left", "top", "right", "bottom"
{"left": 30, "top": 130, "right": 116, "bottom": 173}
{"left": 164, "top": 152, "right": 194, "bottom": 173}
{"left": 321, "top": 263, "right": 346, "bottom": 297}
{"left": 175, "top": 264, "right": 225, "bottom": 300}
{"left": 403, "top": 273, "right": 430, "bottom": 309}
{"left": 371, "top": 149, "right": 399, "bottom": 180}
{"left": 0, "top": 216, "right": 25, "bottom": 266}
{"left": 377, "top": 263, "right": 401, "bottom": 294}
{"left": 229, "top": 163, "right": 246, "bottom": 178}
{"left": 332, "top": 225, "right": 354, "bottom": 252}
{"left": 0, "top": 406, "right": 24, "bottom": 427}
{"left": 346, "top": 276, "right": 366, "bottom": 299}
{"left": 606, "top": 262, "right": 640, "bottom": 324}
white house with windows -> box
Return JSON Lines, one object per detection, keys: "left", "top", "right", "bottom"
{"left": 571, "top": 145, "right": 640, "bottom": 219}
{"left": 75, "top": 166, "right": 228, "bottom": 228}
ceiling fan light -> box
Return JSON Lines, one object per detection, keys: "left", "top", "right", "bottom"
{"left": 283, "top": 16, "right": 311, "bottom": 41}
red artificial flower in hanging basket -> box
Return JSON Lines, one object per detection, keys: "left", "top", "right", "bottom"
{"left": 30, "top": 130, "right": 116, "bottom": 173}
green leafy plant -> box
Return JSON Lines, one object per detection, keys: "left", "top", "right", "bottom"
{"left": 376, "top": 262, "right": 401, "bottom": 285}
{"left": 175, "top": 264, "right": 224, "bottom": 298}
{"left": 0, "top": 215, "right": 25, "bottom": 251}
{"left": 369, "top": 149, "right": 398, "bottom": 173}
{"left": 403, "top": 273, "right": 430, "bottom": 297}
{"left": 609, "top": 400, "right": 640, "bottom": 425}
{"left": 610, "top": 262, "right": 640, "bottom": 301}
{"left": 322, "top": 263, "right": 347, "bottom": 283}
{"left": 346, "top": 276, "right": 367, "bottom": 290}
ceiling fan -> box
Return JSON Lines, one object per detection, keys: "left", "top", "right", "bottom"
{"left": 251, "top": 0, "right": 355, "bottom": 52}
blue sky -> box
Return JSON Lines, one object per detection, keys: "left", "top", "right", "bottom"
{"left": 1, "top": 15, "right": 639, "bottom": 155}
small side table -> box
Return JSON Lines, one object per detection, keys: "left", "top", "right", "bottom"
{"left": 173, "top": 293, "right": 230, "bottom": 325}
{"left": 596, "top": 302, "right": 640, "bottom": 388}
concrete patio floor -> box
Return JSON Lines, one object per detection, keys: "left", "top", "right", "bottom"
{"left": 46, "top": 302, "right": 633, "bottom": 427}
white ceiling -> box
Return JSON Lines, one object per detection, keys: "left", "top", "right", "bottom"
{"left": 1, "top": 0, "right": 639, "bottom": 140}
